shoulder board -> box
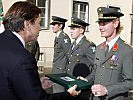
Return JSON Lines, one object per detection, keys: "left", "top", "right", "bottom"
{"left": 62, "top": 32, "right": 67, "bottom": 36}
{"left": 124, "top": 41, "right": 133, "bottom": 48}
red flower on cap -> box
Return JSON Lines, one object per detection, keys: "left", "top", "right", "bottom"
{"left": 113, "top": 43, "right": 118, "bottom": 51}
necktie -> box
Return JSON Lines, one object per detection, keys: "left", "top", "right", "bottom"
{"left": 72, "top": 41, "right": 76, "bottom": 50}
{"left": 54, "top": 37, "right": 58, "bottom": 46}
{"left": 105, "top": 44, "right": 109, "bottom": 56}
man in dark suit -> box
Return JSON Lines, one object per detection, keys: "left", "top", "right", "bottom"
{"left": 66, "top": 17, "right": 96, "bottom": 100}
{"left": 0, "top": 1, "right": 80, "bottom": 100}
{"left": 90, "top": 6, "right": 133, "bottom": 100}
{"left": 50, "top": 16, "right": 71, "bottom": 93}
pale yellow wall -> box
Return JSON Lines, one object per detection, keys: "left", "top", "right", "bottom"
{"left": 39, "top": 0, "right": 70, "bottom": 47}
{"left": 88, "top": 0, "right": 132, "bottom": 45}
{"left": 2, "top": 0, "right": 131, "bottom": 45}
{"left": 1, "top": 0, "right": 132, "bottom": 66}
{"left": 2, "top": 0, "right": 25, "bottom": 13}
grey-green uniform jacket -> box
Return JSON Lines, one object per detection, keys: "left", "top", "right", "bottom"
{"left": 89, "top": 38, "right": 133, "bottom": 100}
{"left": 52, "top": 31, "right": 71, "bottom": 74}
{"left": 66, "top": 36, "right": 96, "bottom": 79}
{"left": 25, "top": 41, "right": 40, "bottom": 62}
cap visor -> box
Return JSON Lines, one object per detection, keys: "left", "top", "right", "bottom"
{"left": 50, "top": 22, "right": 58, "bottom": 25}
{"left": 96, "top": 19, "right": 114, "bottom": 23}
{"left": 68, "top": 24, "right": 81, "bottom": 28}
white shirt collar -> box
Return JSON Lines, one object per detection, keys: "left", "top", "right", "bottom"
{"left": 76, "top": 35, "right": 84, "bottom": 45}
{"left": 56, "top": 30, "right": 62, "bottom": 38}
{"left": 12, "top": 31, "right": 25, "bottom": 47}
{"left": 106, "top": 35, "right": 119, "bottom": 51}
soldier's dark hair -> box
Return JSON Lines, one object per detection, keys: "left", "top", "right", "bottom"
{"left": 57, "top": 23, "right": 65, "bottom": 30}
{"left": 3, "top": 1, "right": 42, "bottom": 33}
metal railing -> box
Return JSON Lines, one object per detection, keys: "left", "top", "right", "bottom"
{"left": 37, "top": 47, "right": 54, "bottom": 68}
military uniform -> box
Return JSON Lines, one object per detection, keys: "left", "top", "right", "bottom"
{"left": 67, "top": 17, "right": 96, "bottom": 100}
{"left": 93, "top": 38, "right": 133, "bottom": 100}
{"left": 67, "top": 36, "right": 96, "bottom": 78}
{"left": 25, "top": 41, "right": 40, "bottom": 62}
{"left": 52, "top": 31, "right": 71, "bottom": 73}
{"left": 50, "top": 16, "right": 71, "bottom": 93}
{"left": 89, "top": 6, "right": 133, "bottom": 100}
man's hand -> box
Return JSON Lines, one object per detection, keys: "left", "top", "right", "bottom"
{"left": 67, "top": 85, "right": 81, "bottom": 96}
{"left": 91, "top": 84, "right": 108, "bottom": 96}
{"left": 77, "top": 76, "right": 88, "bottom": 82}
{"left": 40, "top": 76, "right": 54, "bottom": 89}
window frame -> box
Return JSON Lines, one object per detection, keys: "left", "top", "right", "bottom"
{"left": 27, "top": 0, "right": 50, "bottom": 30}
{"left": 72, "top": 0, "right": 89, "bottom": 31}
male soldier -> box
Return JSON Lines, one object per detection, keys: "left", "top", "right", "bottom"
{"left": 67, "top": 17, "right": 96, "bottom": 100}
{"left": 50, "top": 16, "right": 71, "bottom": 93}
{"left": 90, "top": 6, "right": 133, "bottom": 100}
{"left": 25, "top": 40, "right": 40, "bottom": 62}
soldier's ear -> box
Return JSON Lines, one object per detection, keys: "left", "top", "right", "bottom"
{"left": 79, "top": 27, "right": 84, "bottom": 33}
{"left": 113, "top": 18, "right": 120, "bottom": 28}
{"left": 59, "top": 24, "right": 63, "bottom": 29}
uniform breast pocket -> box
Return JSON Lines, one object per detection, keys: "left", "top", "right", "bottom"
{"left": 55, "top": 45, "right": 61, "bottom": 53}
{"left": 105, "top": 64, "right": 120, "bottom": 82}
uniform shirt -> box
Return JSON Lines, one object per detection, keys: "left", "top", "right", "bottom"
{"left": 75, "top": 35, "right": 84, "bottom": 45}
{"left": 55, "top": 30, "right": 61, "bottom": 38}
{"left": 13, "top": 31, "right": 25, "bottom": 47}
{"left": 106, "top": 35, "right": 119, "bottom": 51}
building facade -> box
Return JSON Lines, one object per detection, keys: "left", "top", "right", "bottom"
{"left": 2, "top": 0, "right": 132, "bottom": 68}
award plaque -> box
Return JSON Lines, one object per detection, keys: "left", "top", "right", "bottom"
{"left": 45, "top": 73, "right": 93, "bottom": 90}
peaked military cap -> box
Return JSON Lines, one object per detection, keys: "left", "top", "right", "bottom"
{"left": 50, "top": 16, "right": 67, "bottom": 25}
{"left": 68, "top": 17, "right": 89, "bottom": 28}
{"left": 97, "top": 6, "right": 124, "bottom": 22}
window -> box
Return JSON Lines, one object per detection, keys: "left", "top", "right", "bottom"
{"left": 0, "top": 0, "right": 3, "bottom": 21}
{"left": 73, "top": 1, "right": 89, "bottom": 31}
{"left": 27, "top": 0, "right": 50, "bottom": 29}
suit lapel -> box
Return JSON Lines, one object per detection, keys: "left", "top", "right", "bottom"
{"left": 71, "top": 36, "right": 85, "bottom": 54}
{"left": 4, "top": 30, "right": 24, "bottom": 47}
{"left": 71, "top": 45, "right": 79, "bottom": 54}
{"left": 54, "top": 31, "right": 63, "bottom": 46}
{"left": 98, "top": 42, "right": 106, "bottom": 65}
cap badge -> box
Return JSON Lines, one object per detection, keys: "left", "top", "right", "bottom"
{"left": 98, "top": 8, "right": 102, "bottom": 11}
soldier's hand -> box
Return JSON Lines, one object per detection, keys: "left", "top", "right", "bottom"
{"left": 91, "top": 84, "right": 108, "bottom": 96}
{"left": 67, "top": 85, "right": 81, "bottom": 96}
{"left": 77, "top": 76, "right": 88, "bottom": 82}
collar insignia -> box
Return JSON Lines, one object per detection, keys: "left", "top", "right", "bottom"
{"left": 113, "top": 43, "right": 118, "bottom": 51}
{"left": 64, "top": 39, "right": 68, "bottom": 43}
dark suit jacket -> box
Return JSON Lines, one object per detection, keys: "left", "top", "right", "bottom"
{"left": 90, "top": 38, "right": 133, "bottom": 100}
{"left": 0, "top": 30, "right": 72, "bottom": 100}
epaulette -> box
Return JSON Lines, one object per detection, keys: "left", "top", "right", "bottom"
{"left": 124, "top": 41, "right": 133, "bottom": 48}
{"left": 86, "top": 38, "right": 92, "bottom": 43}
{"left": 62, "top": 32, "right": 66, "bottom": 36}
